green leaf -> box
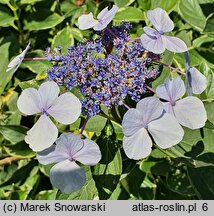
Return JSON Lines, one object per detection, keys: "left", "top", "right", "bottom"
{"left": 205, "top": 102, "right": 214, "bottom": 125}
{"left": 0, "top": 39, "right": 13, "bottom": 95}
{"left": 114, "top": 0, "right": 135, "bottom": 8}
{"left": 0, "top": 6, "right": 15, "bottom": 27}
{"left": 56, "top": 167, "right": 98, "bottom": 200}
{"left": 92, "top": 120, "right": 122, "bottom": 199}
{"left": 137, "top": 0, "right": 151, "bottom": 11}
{"left": 51, "top": 26, "right": 74, "bottom": 54}
{"left": 24, "top": 10, "right": 64, "bottom": 31}
{"left": 0, "top": 125, "right": 28, "bottom": 144}
{"left": 18, "top": 79, "right": 40, "bottom": 90}
{"left": 19, "top": 0, "right": 44, "bottom": 4}
{"left": 204, "top": 13, "right": 214, "bottom": 35}
{"left": 152, "top": 0, "right": 178, "bottom": 12}
{"left": 193, "top": 35, "right": 214, "bottom": 47}
{"left": 178, "top": 0, "right": 206, "bottom": 32}
{"left": 35, "top": 190, "right": 57, "bottom": 200}
{"left": 114, "top": 7, "right": 144, "bottom": 22}
{"left": 187, "top": 166, "right": 214, "bottom": 199}
{"left": 4, "top": 141, "right": 35, "bottom": 157}
{"left": 198, "top": 0, "right": 214, "bottom": 3}
{"left": 70, "top": 28, "right": 84, "bottom": 42}
{"left": 167, "top": 163, "right": 195, "bottom": 196}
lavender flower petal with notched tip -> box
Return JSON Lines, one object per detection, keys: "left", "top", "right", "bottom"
{"left": 156, "top": 77, "right": 207, "bottom": 129}
{"left": 122, "top": 97, "right": 184, "bottom": 160}
{"left": 17, "top": 81, "right": 82, "bottom": 151}
{"left": 140, "top": 8, "right": 187, "bottom": 54}
{"left": 78, "top": 5, "right": 119, "bottom": 31}
{"left": 6, "top": 42, "right": 31, "bottom": 73}
{"left": 37, "top": 133, "right": 101, "bottom": 194}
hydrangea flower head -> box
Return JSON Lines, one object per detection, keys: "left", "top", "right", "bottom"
{"left": 78, "top": 5, "right": 119, "bottom": 31}
{"left": 37, "top": 133, "right": 101, "bottom": 194}
{"left": 186, "top": 67, "right": 207, "bottom": 95}
{"left": 122, "top": 97, "right": 184, "bottom": 160}
{"left": 156, "top": 77, "right": 207, "bottom": 129}
{"left": 140, "top": 8, "right": 187, "bottom": 54}
{"left": 17, "top": 81, "right": 81, "bottom": 151}
{"left": 6, "top": 42, "right": 31, "bottom": 73}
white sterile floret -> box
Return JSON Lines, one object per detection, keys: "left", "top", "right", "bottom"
{"left": 37, "top": 133, "right": 101, "bottom": 194}
{"left": 156, "top": 77, "right": 207, "bottom": 129}
{"left": 140, "top": 8, "right": 187, "bottom": 54}
{"left": 17, "top": 81, "right": 82, "bottom": 151}
{"left": 122, "top": 97, "right": 184, "bottom": 160}
{"left": 186, "top": 67, "right": 207, "bottom": 95}
{"left": 78, "top": 5, "right": 119, "bottom": 31}
{"left": 6, "top": 42, "right": 31, "bottom": 73}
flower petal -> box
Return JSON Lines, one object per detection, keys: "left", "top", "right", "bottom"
{"left": 25, "top": 115, "right": 58, "bottom": 152}
{"left": 47, "top": 92, "right": 81, "bottom": 124}
{"left": 37, "top": 144, "right": 69, "bottom": 165}
{"left": 174, "top": 96, "right": 207, "bottom": 129}
{"left": 78, "top": 13, "right": 98, "bottom": 30}
{"left": 50, "top": 160, "right": 86, "bottom": 194}
{"left": 147, "top": 8, "right": 174, "bottom": 32}
{"left": 163, "top": 35, "right": 188, "bottom": 53}
{"left": 38, "top": 81, "right": 60, "bottom": 111}
{"left": 187, "top": 67, "right": 207, "bottom": 94}
{"left": 17, "top": 88, "right": 41, "bottom": 115}
{"left": 140, "top": 34, "right": 165, "bottom": 54}
{"left": 123, "top": 128, "right": 152, "bottom": 160}
{"left": 94, "top": 5, "right": 119, "bottom": 31}
{"left": 148, "top": 113, "right": 184, "bottom": 149}
{"left": 156, "top": 77, "right": 185, "bottom": 102}
{"left": 72, "top": 138, "right": 101, "bottom": 165}
{"left": 143, "top": 26, "right": 160, "bottom": 38}
{"left": 136, "top": 97, "right": 163, "bottom": 124}
{"left": 55, "top": 133, "right": 83, "bottom": 158}
{"left": 122, "top": 108, "right": 143, "bottom": 136}
{"left": 6, "top": 42, "right": 31, "bottom": 73}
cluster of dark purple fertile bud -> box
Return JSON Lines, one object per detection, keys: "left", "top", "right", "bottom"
{"left": 46, "top": 23, "right": 161, "bottom": 117}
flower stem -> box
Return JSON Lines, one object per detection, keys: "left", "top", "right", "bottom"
{"left": 153, "top": 60, "right": 186, "bottom": 75}
{"left": 146, "top": 85, "right": 156, "bottom": 94}
{"left": 120, "top": 101, "right": 131, "bottom": 109}
{"left": 79, "top": 116, "right": 90, "bottom": 137}
{"left": 23, "top": 57, "right": 48, "bottom": 61}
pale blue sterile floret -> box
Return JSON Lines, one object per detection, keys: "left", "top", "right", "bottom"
{"left": 17, "top": 81, "right": 82, "bottom": 152}
{"left": 37, "top": 133, "right": 101, "bottom": 194}
{"left": 140, "top": 8, "right": 188, "bottom": 54}
{"left": 122, "top": 97, "right": 184, "bottom": 160}
{"left": 156, "top": 77, "right": 207, "bottom": 129}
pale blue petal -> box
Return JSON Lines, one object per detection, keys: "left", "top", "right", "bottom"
{"left": 94, "top": 5, "right": 119, "bottom": 31}
{"left": 50, "top": 160, "right": 86, "bottom": 194}
{"left": 163, "top": 35, "right": 188, "bottom": 53}
{"left": 140, "top": 34, "right": 165, "bottom": 54}
{"left": 136, "top": 97, "right": 163, "bottom": 124}
{"left": 55, "top": 133, "right": 83, "bottom": 158}
{"left": 122, "top": 108, "right": 143, "bottom": 136}
{"left": 78, "top": 13, "right": 98, "bottom": 30}
{"left": 143, "top": 26, "right": 160, "bottom": 38}
{"left": 73, "top": 139, "right": 101, "bottom": 165}
{"left": 147, "top": 8, "right": 174, "bottom": 32}
{"left": 148, "top": 113, "right": 184, "bottom": 149}
{"left": 37, "top": 145, "right": 69, "bottom": 165}
{"left": 123, "top": 128, "right": 152, "bottom": 160}
{"left": 25, "top": 115, "right": 58, "bottom": 152}
{"left": 47, "top": 92, "right": 81, "bottom": 124}
{"left": 174, "top": 96, "right": 207, "bottom": 129}
{"left": 38, "top": 81, "right": 59, "bottom": 111}
{"left": 17, "top": 88, "right": 42, "bottom": 115}
{"left": 156, "top": 77, "right": 185, "bottom": 102}
{"left": 187, "top": 67, "right": 207, "bottom": 94}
